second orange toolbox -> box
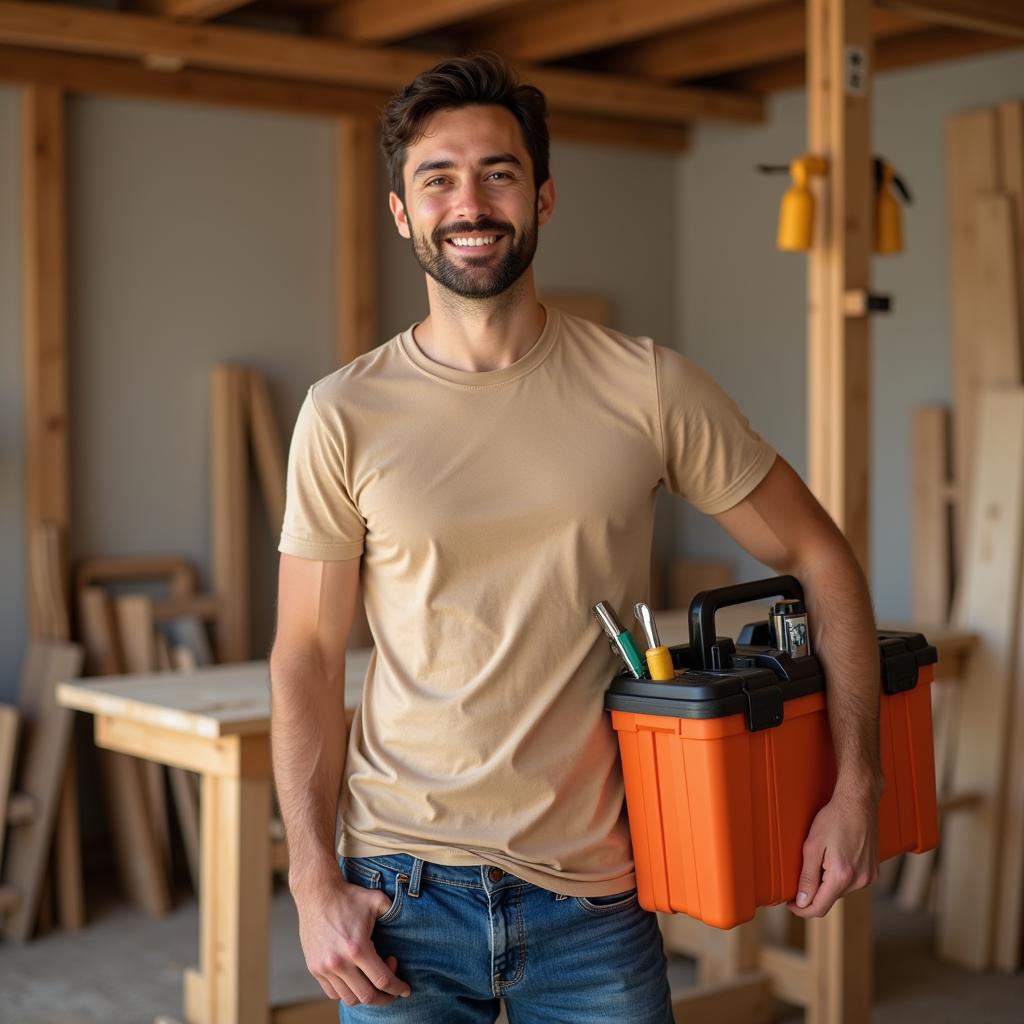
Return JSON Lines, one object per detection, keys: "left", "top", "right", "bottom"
{"left": 604, "top": 575, "right": 939, "bottom": 929}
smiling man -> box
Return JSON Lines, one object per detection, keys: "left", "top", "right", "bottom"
{"left": 271, "top": 53, "right": 882, "bottom": 1023}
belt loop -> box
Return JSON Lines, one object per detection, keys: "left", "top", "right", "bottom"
{"left": 407, "top": 857, "right": 424, "bottom": 898}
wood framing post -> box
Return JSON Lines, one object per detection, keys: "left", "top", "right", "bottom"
{"left": 22, "top": 85, "right": 69, "bottom": 639}
{"left": 337, "top": 114, "right": 378, "bottom": 366}
{"left": 806, "top": 2, "right": 875, "bottom": 1022}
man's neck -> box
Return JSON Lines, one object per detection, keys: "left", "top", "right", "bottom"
{"left": 413, "top": 273, "right": 547, "bottom": 373}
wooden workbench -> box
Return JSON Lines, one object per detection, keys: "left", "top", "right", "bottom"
{"left": 57, "top": 651, "right": 372, "bottom": 1024}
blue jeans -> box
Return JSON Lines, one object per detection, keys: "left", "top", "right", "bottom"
{"left": 337, "top": 853, "right": 672, "bottom": 1023}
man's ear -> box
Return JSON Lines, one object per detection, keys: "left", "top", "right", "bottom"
{"left": 389, "top": 191, "right": 412, "bottom": 239}
{"left": 537, "top": 176, "right": 556, "bottom": 227}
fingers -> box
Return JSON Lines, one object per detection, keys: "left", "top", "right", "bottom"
{"left": 790, "top": 835, "right": 825, "bottom": 912}
{"left": 352, "top": 945, "right": 412, "bottom": 1000}
{"left": 789, "top": 865, "right": 848, "bottom": 918}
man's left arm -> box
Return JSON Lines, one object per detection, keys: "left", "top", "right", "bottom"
{"left": 712, "top": 455, "right": 883, "bottom": 918}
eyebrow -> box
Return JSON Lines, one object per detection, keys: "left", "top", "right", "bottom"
{"left": 413, "top": 153, "right": 523, "bottom": 178}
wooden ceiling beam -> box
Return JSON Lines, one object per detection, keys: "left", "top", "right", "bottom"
{"left": 722, "top": 25, "right": 1022, "bottom": 93}
{"left": 0, "top": 46, "right": 692, "bottom": 152}
{"left": 0, "top": 1, "right": 762, "bottom": 124}
{"left": 315, "top": 0, "right": 529, "bottom": 44}
{"left": 877, "top": 0, "right": 1024, "bottom": 39}
{"left": 137, "top": 0, "right": 255, "bottom": 20}
{"left": 607, "top": 2, "right": 922, "bottom": 81}
{"left": 469, "top": 0, "right": 780, "bottom": 63}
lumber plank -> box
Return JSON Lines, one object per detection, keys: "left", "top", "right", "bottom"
{"left": 54, "top": 751, "right": 84, "bottom": 930}
{"left": 0, "top": 0, "right": 764, "bottom": 125}
{"left": 0, "top": 705, "right": 19, "bottom": 862}
{"left": 998, "top": 100, "right": 1024, "bottom": 364}
{"left": 30, "top": 523, "right": 69, "bottom": 642}
{"left": 211, "top": 365, "right": 250, "bottom": 662}
{"left": 22, "top": 84, "right": 68, "bottom": 641}
{"left": 247, "top": 370, "right": 287, "bottom": 534}
{"left": 77, "top": 555, "right": 196, "bottom": 599}
{"left": 76, "top": 586, "right": 173, "bottom": 918}
{"left": 877, "top": 0, "right": 1024, "bottom": 38}
{"left": 938, "top": 390, "right": 1024, "bottom": 970}
{"left": 0, "top": 642, "right": 83, "bottom": 941}
{"left": 974, "top": 192, "right": 1023, "bottom": 386}
{"left": 115, "top": 594, "right": 173, "bottom": 875}
{"left": 670, "top": 972, "right": 772, "bottom": 1024}
{"left": 315, "top": 0, "right": 520, "bottom": 44}
{"left": 911, "top": 407, "right": 953, "bottom": 625}
{"left": 946, "top": 107, "right": 1001, "bottom": 557}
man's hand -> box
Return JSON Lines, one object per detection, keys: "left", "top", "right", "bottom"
{"left": 293, "top": 872, "right": 412, "bottom": 1006}
{"left": 787, "top": 783, "right": 880, "bottom": 918}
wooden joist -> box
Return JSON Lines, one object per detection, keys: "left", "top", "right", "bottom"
{"left": 878, "top": 0, "right": 1024, "bottom": 38}
{"left": 0, "top": 706, "right": 19, "bottom": 863}
{"left": 606, "top": 4, "right": 921, "bottom": 82}
{"left": 0, "top": 1, "right": 764, "bottom": 126}
{"left": 316, "top": 0, "right": 521, "bottom": 44}
{"left": 911, "top": 407, "right": 953, "bottom": 625}
{"left": 471, "top": 0, "right": 780, "bottom": 64}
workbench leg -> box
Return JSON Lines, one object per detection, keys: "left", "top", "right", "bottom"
{"left": 198, "top": 771, "right": 271, "bottom": 1024}
{"left": 807, "top": 888, "right": 872, "bottom": 1024}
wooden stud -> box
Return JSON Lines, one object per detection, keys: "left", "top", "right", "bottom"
{"left": 337, "top": 116, "right": 378, "bottom": 368}
{"left": 670, "top": 972, "right": 773, "bottom": 1024}
{"left": 211, "top": 365, "right": 250, "bottom": 662}
{"left": 0, "top": 705, "right": 19, "bottom": 863}
{"left": 247, "top": 370, "right": 287, "bottom": 535}
{"left": 938, "top": 390, "right": 1024, "bottom": 970}
{"left": 877, "top": 0, "right": 1024, "bottom": 37}
{"left": 22, "top": 85, "right": 68, "bottom": 641}
{"left": 998, "top": 100, "right": 1024, "bottom": 363}
{"left": 0, "top": 642, "right": 83, "bottom": 941}
{"left": 76, "top": 555, "right": 196, "bottom": 599}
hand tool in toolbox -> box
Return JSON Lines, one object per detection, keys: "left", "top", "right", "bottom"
{"left": 601, "top": 575, "right": 939, "bottom": 928}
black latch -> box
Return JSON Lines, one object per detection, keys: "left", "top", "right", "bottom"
{"left": 880, "top": 647, "right": 919, "bottom": 694}
{"left": 742, "top": 677, "right": 784, "bottom": 732}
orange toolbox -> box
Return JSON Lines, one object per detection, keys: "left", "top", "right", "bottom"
{"left": 604, "top": 575, "right": 939, "bottom": 929}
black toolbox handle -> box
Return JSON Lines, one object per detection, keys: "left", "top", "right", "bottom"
{"left": 689, "top": 575, "right": 805, "bottom": 670}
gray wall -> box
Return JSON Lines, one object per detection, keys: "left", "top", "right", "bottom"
{"left": 0, "top": 90, "right": 677, "bottom": 702}
{"left": 675, "top": 47, "right": 1024, "bottom": 621}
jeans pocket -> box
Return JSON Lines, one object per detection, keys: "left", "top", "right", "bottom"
{"left": 342, "top": 858, "right": 406, "bottom": 925}
{"left": 573, "top": 889, "right": 639, "bottom": 916}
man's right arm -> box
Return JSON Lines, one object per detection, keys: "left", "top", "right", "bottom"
{"left": 270, "top": 553, "right": 411, "bottom": 1007}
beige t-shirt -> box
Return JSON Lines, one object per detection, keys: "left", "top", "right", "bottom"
{"left": 279, "top": 307, "right": 776, "bottom": 897}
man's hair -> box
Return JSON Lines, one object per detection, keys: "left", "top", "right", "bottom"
{"left": 380, "top": 52, "right": 550, "bottom": 201}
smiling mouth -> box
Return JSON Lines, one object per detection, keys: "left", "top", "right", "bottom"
{"left": 445, "top": 234, "right": 504, "bottom": 251}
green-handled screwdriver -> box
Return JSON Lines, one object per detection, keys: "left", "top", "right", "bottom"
{"left": 592, "top": 601, "right": 647, "bottom": 679}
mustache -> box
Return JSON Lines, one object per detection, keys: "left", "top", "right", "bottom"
{"left": 431, "top": 219, "right": 515, "bottom": 246}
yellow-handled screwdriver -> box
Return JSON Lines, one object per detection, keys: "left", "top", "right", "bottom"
{"left": 634, "top": 603, "right": 674, "bottom": 682}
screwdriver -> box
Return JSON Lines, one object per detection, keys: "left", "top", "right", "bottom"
{"left": 634, "top": 603, "right": 675, "bottom": 682}
{"left": 592, "top": 601, "right": 647, "bottom": 679}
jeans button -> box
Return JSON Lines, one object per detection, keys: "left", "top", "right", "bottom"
{"left": 488, "top": 867, "right": 504, "bottom": 882}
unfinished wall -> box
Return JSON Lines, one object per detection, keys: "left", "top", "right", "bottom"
{"left": 675, "top": 47, "right": 1024, "bottom": 621}
{"left": 0, "top": 90, "right": 676, "bottom": 701}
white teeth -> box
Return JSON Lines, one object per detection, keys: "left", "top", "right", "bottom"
{"left": 450, "top": 236, "right": 497, "bottom": 247}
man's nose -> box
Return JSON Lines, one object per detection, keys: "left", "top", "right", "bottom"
{"left": 453, "top": 179, "right": 492, "bottom": 220}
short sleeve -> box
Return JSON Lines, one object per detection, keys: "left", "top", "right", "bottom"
{"left": 656, "top": 345, "right": 777, "bottom": 515}
{"left": 278, "top": 388, "right": 365, "bottom": 560}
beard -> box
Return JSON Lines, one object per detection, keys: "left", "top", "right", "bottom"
{"left": 408, "top": 212, "right": 538, "bottom": 300}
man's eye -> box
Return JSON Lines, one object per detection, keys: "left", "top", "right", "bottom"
{"left": 425, "top": 177, "right": 448, "bottom": 187}
{"left": 488, "top": 171, "right": 511, "bottom": 181}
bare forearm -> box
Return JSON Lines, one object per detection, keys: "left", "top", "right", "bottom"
{"left": 799, "top": 545, "right": 883, "bottom": 799}
{"left": 270, "top": 649, "right": 348, "bottom": 893}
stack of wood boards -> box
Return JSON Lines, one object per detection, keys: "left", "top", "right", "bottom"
{"left": 935, "top": 100, "right": 1024, "bottom": 973}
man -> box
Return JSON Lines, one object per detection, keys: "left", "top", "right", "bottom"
{"left": 271, "top": 53, "right": 882, "bottom": 1022}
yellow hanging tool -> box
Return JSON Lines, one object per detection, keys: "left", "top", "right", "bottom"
{"left": 757, "top": 155, "right": 828, "bottom": 252}
{"left": 874, "top": 157, "right": 912, "bottom": 255}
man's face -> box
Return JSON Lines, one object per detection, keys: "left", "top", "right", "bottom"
{"left": 389, "top": 105, "right": 555, "bottom": 300}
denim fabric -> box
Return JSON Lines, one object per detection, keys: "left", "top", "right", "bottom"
{"left": 338, "top": 853, "right": 673, "bottom": 1023}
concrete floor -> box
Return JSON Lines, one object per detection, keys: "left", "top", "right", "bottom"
{"left": 0, "top": 888, "right": 1021, "bottom": 1023}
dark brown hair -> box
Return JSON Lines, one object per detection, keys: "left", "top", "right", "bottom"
{"left": 380, "top": 52, "right": 550, "bottom": 201}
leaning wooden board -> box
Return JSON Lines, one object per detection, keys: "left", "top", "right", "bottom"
{"left": 938, "top": 389, "right": 1024, "bottom": 970}
{"left": 1, "top": 642, "right": 84, "bottom": 941}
